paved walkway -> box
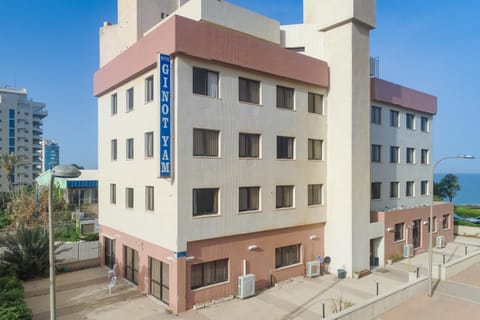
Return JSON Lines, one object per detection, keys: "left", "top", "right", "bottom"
{"left": 24, "top": 236, "right": 480, "bottom": 320}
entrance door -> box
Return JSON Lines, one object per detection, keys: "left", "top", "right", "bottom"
{"left": 412, "top": 219, "right": 421, "bottom": 248}
{"left": 150, "top": 258, "right": 169, "bottom": 304}
{"left": 104, "top": 237, "right": 115, "bottom": 268}
{"left": 124, "top": 246, "right": 139, "bottom": 284}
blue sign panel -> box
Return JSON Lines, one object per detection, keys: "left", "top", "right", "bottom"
{"left": 159, "top": 54, "right": 171, "bottom": 177}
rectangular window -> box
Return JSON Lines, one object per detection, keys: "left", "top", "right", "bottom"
{"left": 276, "top": 185, "right": 294, "bottom": 208}
{"left": 421, "top": 149, "right": 429, "bottom": 164}
{"left": 145, "top": 132, "right": 154, "bottom": 158}
{"left": 406, "top": 181, "right": 414, "bottom": 197}
{"left": 390, "top": 181, "right": 399, "bottom": 198}
{"left": 371, "top": 182, "right": 381, "bottom": 200}
{"left": 124, "top": 246, "right": 139, "bottom": 284}
{"left": 308, "top": 139, "right": 323, "bottom": 160}
{"left": 308, "top": 93, "right": 323, "bottom": 114}
{"left": 421, "top": 117, "right": 429, "bottom": 132}
{"left": 406, "top": 113, "right": 415, "bottom": 129}
{"left": 308, "top": 184, "right": 323, "bottom": 206}
{"left": 275, "top": 244, "right": 300, "bottom": 268}
{"left": 371, "top": 144, "right": 381, "bottom": 163}
{"left": 406, "top": 147, "right": 415, "bottom": 164}
{"left": 390, "top": 110, "right": 399, "bottom": 127}
{"left": 239, "top": 133, "right": 260, "bottom": 158}
{"left": 110, "top": 184, "right": 116, "bottom": 204}
{"left": 126, "top": 187, "right": 134, "bottom": 208}
{"left": 126, "top": 87, "right": 134, "bottom": 112}
{"left": 111, "top": 94, "right": 118, "bottom": 115}
{"left": 276, "top": 85, "right": 294, "bottom": 110}
{"left": 145, "top": 76, "right": 154, "bottom": 102}
{"left": 442, "top": 214, "right": 450, "bottom": 229}
{"left": 277, "top": 136, "right": 294, "bottom": 159}
{"left": 150, "top": 258, "right": 169, "bottom": 304}
{"left": 390, "top": 146, "right": 399, "bottom": 163}
{"left": 191, "top": 259, "right": 228, "bottom": 290}
{"left": 193, "top": 67, "right": 219, "bottom": 98}
{"left": 371, "top": 106, "right": 381, "bottom": 124}
{"left": 429, "top": 216, "right": 437, "bottom": 233}
{"left": 239, "top": 77, "right": 260, "bottom": 104}
{"left": 111, "top": 139, "right": 117, "bottom": 161}
{"left": 126, "top": 138, "right": 134, "bottom": 160}
{"left": 193, "top": 129, "right": 219, "bottom": 157}
{"left": 394, "top": 223, "right": 404, "bottom": 241}
{"left": 239, "top": 187, "right": 260, "bottom": 212}
{"left": 145, "top": 186, "right": 154, "bottom": 211}
{"left": 193, "top": 188, "right": 219, "bottom": 216}
{"left": 421, "top": 180, "right": 428, "bottom": 196}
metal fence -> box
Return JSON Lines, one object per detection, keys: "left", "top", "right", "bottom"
{"left": 56, "top": 241, "right": 99, "bottom": 262}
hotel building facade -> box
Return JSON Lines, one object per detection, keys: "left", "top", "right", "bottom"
{"left": 94, "top": 0, "right": 453, "bottom": 312}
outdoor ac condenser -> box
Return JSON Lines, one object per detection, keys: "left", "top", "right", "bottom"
{"left": 305, "top": 261, "right": 321, "bottom": 277}
{"left": 436, "top": 236, "right": 446, "bottom": 248}
{"left": 403, "top": 244, "right": 414, "bottom": 258}
{"left": 238, "top": 274, "right": 255, "bottom": 299}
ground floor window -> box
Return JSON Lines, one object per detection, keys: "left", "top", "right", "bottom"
{"left": 394, "top": 223, "right": 404, "bottom": 241}
{"left": 104, "top": 237, "right": 115, "bottom": 268}
{"left": 150, "top": 258, "right": 169, "bottom": 304}
{"left": 442, "top": 214, "right": 450, "bottom": 229}
{"left": 124, "top": 246, "right": 139, "bottom": 285}
{"left": 191, "top": 259, "right": 228, "bottom": 289}
{"left": 275, "top": 244, "right": 301, "bottom": 268}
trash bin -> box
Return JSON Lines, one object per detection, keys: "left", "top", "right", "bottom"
{"left": 337, "top": 269, "right": 346, "bottom": 279}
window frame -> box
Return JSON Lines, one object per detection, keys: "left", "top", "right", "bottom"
{"left": 145, "top": 75, "right": 154, "bottom": 103}
{"left": 371, "top": 106, "right": 381, "bottom": 124}
{"left": 193, "top": 188, "right": 219, "bottom": 216}
{"left": 390, "top": 110, "right": 399, "bottom": 127}
{"left": 371, "top": 182, "right": 381, "bottom": 200}
{"left": 126, "top": 187, "right": 134, "bottom": 209}
{"left": 307, "top": 184, "right": 323, "bottom": 206}
{"left": 421, "top": 180, "right": 428, "bottom": 196}
{"left": 239, "top": 77, "right": 260, "bottom": 104}
{"left": 275, "top": 244, "right": 301, "bottom": 269}
{"left": 110, "top": 183, "right": 116, "bottom": 204}
{"left": 126, "top": 87, "right": 134, "bottom": 112}
{"left": 421, "top": 116, "right": 429, "bottom": 132}
{"left": 193, "top": 128, "right": 219, "bottom": 157}
{"left": 406, "top": 113, "right": 415, "bottom": 130}
{"left": 442, "top": 214, "right": 450, "bottom": 229}
{"left": 276, "top": 85, "right": 294, "bottom": 110}
{"left": 126, "top": 138, "right": 134, "bottom": 160}
{"left": 111, "top": 139, "right": 117, "bottom": 161}
{"left": 421, "top": 149, "right": 429, "bottom": 164}
{"left": 191, "top": 258, "right": 228, "bottom": 290}
{"left": 145, "top": 186, "right": 154, "bottom": 211}
{"left": 277, "top": 136, "right": 295, "bottom": 160}
{"left": 406, "top": 181, "right": 415, "bottom": 197}
{"left": 145, "top": 131, "right": 154, "bottom": 158}
{"left": 276, "top": 185, "right": 294, "bottom": 209}
{"left": 111, "top": 93, "right": 118, "bottom": 115}
{"left": 371, "top": 144, "right": 381, "bottom": 163}
{"left": 394, "top": 223, "right": 404, "bottom": 241}
{"left": 406, "top": 147, "right": 415, "bottom": 164}
{"left": 308, "top": 139, "right": 323, "bottom": 160}
{"left": 239, "top": 133, "right": 260, "bottom": 158}
{"left": 390, "top": 146, "right": 399, "bottom": 163}
{"left": 390, "top": 181, "right": 399, "bottom": 198}
{"left": 193, "top": 67, "right": 219, "bottom": 98}
{"left": 239, "top": 186, "right": 260, "bottom": 212}
{"left": 308, "top": 92, "right": 324, "bottom": 114}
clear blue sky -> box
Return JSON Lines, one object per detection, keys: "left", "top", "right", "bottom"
{"left": 1, "top": 0, "right": 478, "bottom": 173}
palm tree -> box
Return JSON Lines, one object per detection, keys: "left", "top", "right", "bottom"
{"left": 0, "top": 153, "right": 27, "bottom": 192}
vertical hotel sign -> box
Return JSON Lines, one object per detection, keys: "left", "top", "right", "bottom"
{"left": 159, "top": 54, "right": 171, "bottom": 177}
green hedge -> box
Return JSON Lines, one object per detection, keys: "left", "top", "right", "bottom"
{"left": 455, "top": 206, "right": 480, "bottom": 218}
{"left": 0, "top": 265, "right": 32, "bottom": 320}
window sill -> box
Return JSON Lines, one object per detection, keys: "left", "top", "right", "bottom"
{"left": 239, "top": 101, "right": 263, "bottom": 107}
{"left": 193, "top": 93, "right": 222, "bottom": 100}
{"left": 275, "top": 207, "right": 295, "bottom": 211}
{"left": 393, "top": 239, "right": 405, "bottom": 243}
{"left": 191, "top": 280, "right": 229, "bottom": 293}
{"left": 193, "top": 156, "right": 221, "bottom": 159}
{"left": 239, "top": 157, "right": 261, "bottom": 160}
{"left": 276, "top": 158, "right": 295, "bottom": 161}
{"left": 192, "top": 214, "right": 221, "bottom": 219}
{"left": 307, "top": 204, "right": 324, "bottom": 208}
{"left": 239, "top": 210, "right": 262, "bottom": 215}
{"left": 144, "top": 100, "right": 154, "bottom": 105}
{"left": 144, "top": 156, "right": 154, "bottom": 160}
{"left": 307, "top": 159, "right": 324, "bottom": 162}
{"left": 276, "top": 107, "right": 295, "bottom": 112}
{"left": 275, "top": 262, "right": 302, "bottom": 272}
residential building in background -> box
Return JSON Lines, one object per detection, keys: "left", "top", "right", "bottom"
{"left": 41, "top": 139, "right": 60, "bottom": 171}
{"left": 94, "top": 0, "right": 453, "bottom": 313}
{"left": 0, "top": 86, "right": 47, "bottom": 191}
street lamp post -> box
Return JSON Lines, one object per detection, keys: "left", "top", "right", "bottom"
{"left": 428, "top": 155, "right": 474, "bottom": 297}
{"left": 48, "top": 164, "right": 81, "bottom": 320}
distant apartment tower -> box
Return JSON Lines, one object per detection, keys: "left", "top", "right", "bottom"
{"left": 42, "top": 139, "right": 60, "bottom": 171}
{"left": 0, "top": 87, "right": 47, "bottom": 191}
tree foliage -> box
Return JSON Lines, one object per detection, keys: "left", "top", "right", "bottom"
{"left": 434, "top": 173, "right": 460, "bottom": 202}
{"left": 0, "top": 153, "right": 28, "bottom": 192}
{"left": 0, "top": 225, "right": 52, "bottom": 280}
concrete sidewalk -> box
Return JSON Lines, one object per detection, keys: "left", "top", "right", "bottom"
{"left": 24, "top": 236, "right": 480, "bottom": 320}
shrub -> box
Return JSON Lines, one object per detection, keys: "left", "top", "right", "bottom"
{"left": 83, "top": 233, "right": 99, "bottom": 242}
{"left": 330, "top": 295, "right": 354, "bottom": 313}
{"left": 0, "top": 265, "right": 32, "bottom": 320}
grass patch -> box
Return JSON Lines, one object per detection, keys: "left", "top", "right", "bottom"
{"left": 455, "top": 205, "right": 480, "bottom": 218}
{"left": 455, "top": 220, "right": 479, "bottom": 227}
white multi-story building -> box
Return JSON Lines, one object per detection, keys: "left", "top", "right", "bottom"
{"left": 0, "top": 87, "right": 46, "bottom": 191}
{"left": 94, "top": 0, "right": 453, "bottom": 312}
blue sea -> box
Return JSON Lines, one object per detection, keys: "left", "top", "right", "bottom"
{"left": 435, "top": 173, "right": 480, "bottom": 205}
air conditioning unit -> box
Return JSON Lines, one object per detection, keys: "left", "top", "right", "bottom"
{"left": 306, "top": 261, "right": 321, "bottom": 277}
{"left": 238, "top": 274, "right": 255, "bottom": 299}
{"left": 436, "top": 236, "right": 446, "bottom": 248}
{"left": 403, "top": 244, "right": 414, "bottom": 258}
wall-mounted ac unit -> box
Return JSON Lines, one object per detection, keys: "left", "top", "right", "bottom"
{"left": 403, "top": 244, "right": 414, "bottom": 258}
{"left": 436, "top": 236, "right": 445, "bottom": 249}
{"left": 306, "top": 261, "right": 321, "bottom": 277}
{"left": 238, "top": 274, "right": 255, "bottom": 299}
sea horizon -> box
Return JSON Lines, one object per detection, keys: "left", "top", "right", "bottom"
{"left": 435, "top": 173, "right": 480, "bottom": 205}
